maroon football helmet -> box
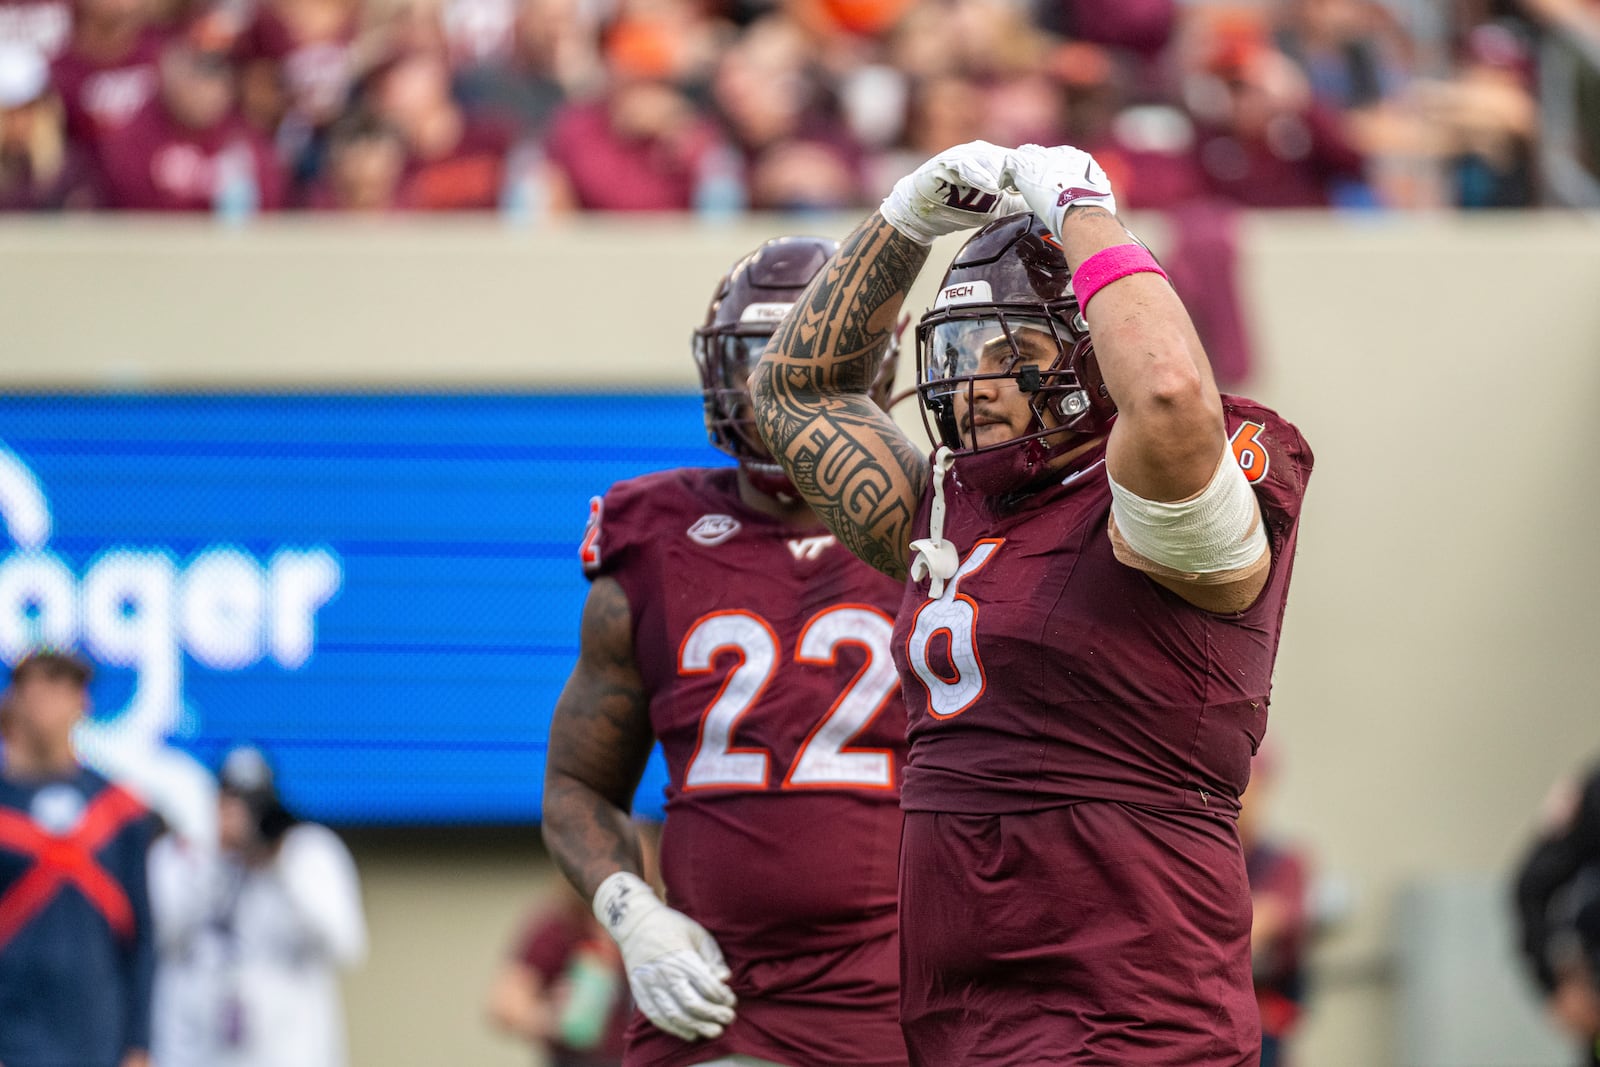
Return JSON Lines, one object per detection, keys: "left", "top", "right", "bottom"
{"left": 915, "top": 212, "right": 1115, "bottom": 492}
{"left": 694, "top": 235, "right": 899, "bottom": 497}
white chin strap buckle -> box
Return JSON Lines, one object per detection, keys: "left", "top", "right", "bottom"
{"left": 909, "top": 447, "right": 959, "bottom": 597}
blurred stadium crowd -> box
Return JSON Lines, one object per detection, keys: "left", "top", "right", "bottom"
{"left": 0, "top": 0, "right": 1593, "bottom": 214}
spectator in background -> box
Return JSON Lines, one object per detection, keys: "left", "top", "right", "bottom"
{"left": 487, "top": 879, "right": 630, "bottom": 1067}
{"left": 1240, "top": 744, "right": 1313, "bottom": 1067}
{"left": 149, "top": 744, "right": 366, "bottom": 1067}
{"left": 365, "top": 45, "right": 511, "bottom": 210}
{"left": 1040, "top": 0, "right": 1175, "bottom": 59}
{"left": 1513, "top": 757, "right": 1600, "bottom": 1067}
{"left": 1270, "top": 0, "right": 1428, "bottom": 206}
{"left": 1273, "top": 0, "right": 1411, "bottom": 113}
{"left": 0, "top": 40, "right": 100, "bottom": 207}
{"left": 97, "top": 28, "right": 286, "bottom": 210}
{"left": 1184, "top": 12, "right": 1367, "bottom": 208}
{"left": 230, "top": 0, "right": 361, "bottom": 182}
{"left": 49, "top": 0, "right": 165, "bottom": 160}
{"left": 711, "top": 15, "right": 863, "bottom": 209}
{"left": 451, "top": 0, "right": 603, "bottom": 136}
{"left": 1056, "top": 42, "right": 1204, "bottom": 212}
{"left": 1410, "top": 21, "right": 1538, "bottom": 208}
{"left": 540, "top": 13, "right": 720, "bottom": 211}
{"left": 747, "top": 136, "right": 857, "bottom": 210}
{"left": 0, "top": 650, "right": 156, "bottom": 1067}
{"left": 301, "top": 106, "right": 404, "bottom": 209}
{"left": 0, "top": 0, "right": 72, "bottom": 60}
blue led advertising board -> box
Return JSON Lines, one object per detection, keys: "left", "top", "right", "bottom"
{"left": 0, "top": 394, "right": 719, "bottom": 829}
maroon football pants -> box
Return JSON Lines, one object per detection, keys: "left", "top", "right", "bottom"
{"left": 898, "top": 802, "right": 1260, "bottom": 1066}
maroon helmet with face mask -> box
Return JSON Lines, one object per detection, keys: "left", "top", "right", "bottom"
{"left": 695, "top": 235, "right": 899, "bottom": 499}
{"left": 915, "top": 212, "right": 1117, "bottom": 495}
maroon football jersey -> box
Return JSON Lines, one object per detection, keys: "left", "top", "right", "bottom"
{"left": 892, "top": 396, "right": 1313, "bottom": 816}
{"left": 583, "top": 466, "right": 909, "bottom": 1067}
{"left": 50, "top": 29, "right": 166, "bottom": 154}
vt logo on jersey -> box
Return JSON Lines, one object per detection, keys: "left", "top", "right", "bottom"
{"left": 785, "top": 535, "right": 835, "bottom": 561}
{"left": 687, "top": 514, "right": 741, "bottom": 546}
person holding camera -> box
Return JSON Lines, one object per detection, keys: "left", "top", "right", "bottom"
{"left": 1513, "top": 758, "right": 1600, "bottom": 1067}
{"left": 149, "top": 745, "right": 366, "bottom": 1067}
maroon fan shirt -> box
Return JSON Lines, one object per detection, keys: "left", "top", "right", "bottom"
{"left": 582, "top": 466, "right": 909, "bottom": 1067}
{"left": 398, "top": 118, "right": 510, "bottom": 211}
{"left": 234, "top": 4, "right": 357, "bottom": 125}
{"left": 50, "top": 29, "right": 167, "bottom": 156}
{"left": 543, "top": 100, "right": 718, "bottom": 212}
{"left": 893, "top": 396, "right": 1312, "bottom": 817}
{"left": 97, "top": 99, "right": 286, "bottom": 211}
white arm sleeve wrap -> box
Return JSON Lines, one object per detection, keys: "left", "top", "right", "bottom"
{"left": 1107, "top": 450, "right": 1268, "bottom": 576}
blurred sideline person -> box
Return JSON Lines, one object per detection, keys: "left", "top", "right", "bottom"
{"left": 1514, "top": 757, "right": 1600, "bottom": 1066}
{"left": 149, "top": 744, "right": 366, "bottom": 1067}
{"left": 1240, "top": 745, "right": 1313, "bottom": 1067}
{"left": 541, "top": 237, "right": 911, "bottom": 1066}
{"left": 487, "top": 877, "right": 630, "bottom": 1066}
{"left": 0, "top": 650, "right": 156, "bottom": 1067}
{"left": 752, "top": 142, "right": 1312, "bottom": 1064}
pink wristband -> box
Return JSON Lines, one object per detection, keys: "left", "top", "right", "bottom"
{"left": 1070, "top": 243, "right": 1168, "bottom": 312}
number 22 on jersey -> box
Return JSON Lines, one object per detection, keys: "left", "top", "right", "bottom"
{"left": 680, "top": 605, "right": 898, "bottom": 792}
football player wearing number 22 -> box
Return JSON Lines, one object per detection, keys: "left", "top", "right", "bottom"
{"left": 751, "top": 141, "right": 1315, "bottom": 1065}
{"left": 542, "top": 237, "right": 910, "bottom": 1067}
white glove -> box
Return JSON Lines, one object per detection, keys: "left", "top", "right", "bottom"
{"left": 879, "top": 139, "right": 1030, "bottom": 245}
{"left": 593, "top": 871, "right": 737, "bottom": 1042}
{"left": 1001, "top": 143, "right": 1118, "bottom": 240}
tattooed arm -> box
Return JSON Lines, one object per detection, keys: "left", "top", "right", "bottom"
{"left": 751, "top": 214, "right": 932, "bottom": 580}
{"left": 541, "top": 576, "right": 655, "bottom": 898}
{"left": 543, "top": 577, "right": 738, "bottom": 1041}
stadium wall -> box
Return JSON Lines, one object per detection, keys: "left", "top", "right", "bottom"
{"left": 2, "top": 213, "right": 1598, "bottom": 1066}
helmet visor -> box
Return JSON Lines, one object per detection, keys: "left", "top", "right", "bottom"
{"left": 711, "top": 333, "right": 771, "bottom": 391}
{"left": 701, "top": 331, "right": 775, "bottom": 462}
{"left": 917, "top": 310, "right": 1094, "bottom": 454}
{"left": 922, "top": 314, "right": 1061, "bottom": 396}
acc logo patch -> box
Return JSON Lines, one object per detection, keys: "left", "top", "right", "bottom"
{"left": 1229, "top": 422, "right": 1269, "bottom": 484}
{"left": 687, "top": 514, "right": 741, "bottom": 547}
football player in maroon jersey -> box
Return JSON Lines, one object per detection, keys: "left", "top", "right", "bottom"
{"left": 752, "top": 142, "right": 1314, "bottom": 1064}
{"left": 542, "top": 237, "right": 911, "bottom": 1067}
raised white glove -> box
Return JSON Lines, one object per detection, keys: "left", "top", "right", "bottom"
{"left": 879, "top": 139, "right": 1030, "bottom": 245}
{"left": 593, "top": 871, "right": 737, "bottom": 1042}
{"left": 1002, "top": 143, "right": 1118, "bottom": 239}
